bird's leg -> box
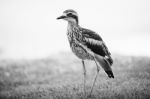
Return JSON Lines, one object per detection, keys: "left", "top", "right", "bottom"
{"left": 89, "top": 58, "right": 100, "bottom": 96}
{"left": 82, "top": 60, "right": 86, "bottom": 95}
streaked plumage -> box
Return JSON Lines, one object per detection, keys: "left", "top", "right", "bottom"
{"left": 57, "top": 9, "right": 114, "bottom": 96}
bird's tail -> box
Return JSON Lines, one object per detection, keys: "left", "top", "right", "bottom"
{"left": 94, "top": 54, "right": 114, "bottom": 78}
{"left": 106, "top": 55, "right": 113, "bottom": 66}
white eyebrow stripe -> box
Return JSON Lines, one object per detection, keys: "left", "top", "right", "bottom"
{"left": 71, "top": 12, "right": 78, "bottom": 16}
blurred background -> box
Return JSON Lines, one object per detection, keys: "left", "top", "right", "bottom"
{"left": 0, "top": 0, "right": 150, "bottom": 99}
{"left": 0, "top": 0, "right": 150, "bottom": 59}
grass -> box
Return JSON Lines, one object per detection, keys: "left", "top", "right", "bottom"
{"left": 0, "top": 52, "right": 150, "bottom": 99}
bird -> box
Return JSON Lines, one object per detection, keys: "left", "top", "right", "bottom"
{"left": 57, "top": 9, "right": 114, "bottom": 96}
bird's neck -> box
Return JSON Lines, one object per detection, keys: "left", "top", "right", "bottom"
{"left": 67, "top": 22, "right": 79, "bottom": 31}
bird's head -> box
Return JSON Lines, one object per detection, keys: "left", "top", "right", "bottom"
{"left": 57, "top": 9, "right": 79, "bottom": 24}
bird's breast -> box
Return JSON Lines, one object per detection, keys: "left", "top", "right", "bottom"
{"left": 67, "top": 25, "right": 94, "bottom": 60}
{"left": 67, "top": 32, "right": 93, "bottom": 60}
{"left": 67, "top": 31, "right": 74, "bottom": 45}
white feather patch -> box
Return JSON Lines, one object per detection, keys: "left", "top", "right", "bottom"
{"left": 85, "top": 38, "right": 103, "bottom": 46}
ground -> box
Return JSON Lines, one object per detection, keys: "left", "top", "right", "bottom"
{"left": 0, "top": 52, "right": 150, "bottom": 99}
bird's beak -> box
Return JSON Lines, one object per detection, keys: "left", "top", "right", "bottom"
{"left": 57, "top": 15, "right": 67, "bottom": 20}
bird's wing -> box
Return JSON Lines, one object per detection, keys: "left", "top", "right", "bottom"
{"left": 81, "top": 28, "right": 111, "bottom": 57}
{"left": 81, "top": 28, "right": 113, "bottom": 65}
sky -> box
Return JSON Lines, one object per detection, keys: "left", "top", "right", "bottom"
{"left": 0, "top": 0, "right": 150, "bottom": 59}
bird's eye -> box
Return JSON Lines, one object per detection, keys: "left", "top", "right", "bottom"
{"left": 67, "top": 13, "right": 73, "bottom": 16}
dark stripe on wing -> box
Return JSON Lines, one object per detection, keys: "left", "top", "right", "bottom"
{"left": 85, "top": 41, "right": 106, "bottom": 56}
